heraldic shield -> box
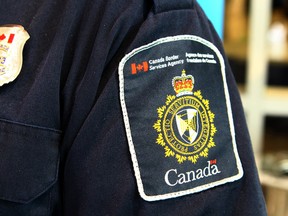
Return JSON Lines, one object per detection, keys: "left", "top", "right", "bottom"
{"left": 0, "top": 25, "right": 29, "bottom": 86}
{"left": 175, "top": 108, "right": 199, "bottom": 144}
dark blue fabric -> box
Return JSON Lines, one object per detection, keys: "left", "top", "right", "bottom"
{"left": 153, "top": 0, "right": 194, "bottom": 13}
{"left": 0, "top": 119, "right": 60, "bottom": 204}
{"left": 0, "top": 0, "right": 267, "bottom": 215}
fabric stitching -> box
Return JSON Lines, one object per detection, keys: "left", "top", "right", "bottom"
{"left": 118, "top": 35, "right": 243, "bottom": 202}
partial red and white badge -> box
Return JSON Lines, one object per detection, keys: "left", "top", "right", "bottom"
{"left": 119, "top": 35, "right": 243, "bottom": 201}
{"left": 0, "top": 25, "right": 29, "bottom": 86}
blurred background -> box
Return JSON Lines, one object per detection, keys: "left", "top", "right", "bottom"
{"left": 198, "top": 0, "right": 288, "bottom": 215}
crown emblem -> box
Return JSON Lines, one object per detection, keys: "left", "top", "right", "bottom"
{"left": 172, "top": 70, "right": 194, "bottom": 96}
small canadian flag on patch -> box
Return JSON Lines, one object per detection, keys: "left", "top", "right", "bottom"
{"left": 210, "top": 159, "right": 217, "bottom": 165}
{"left": 0, "top": 33, "right": 15, "bottom": 44}
{"left": 131, "top": 61, "right": 149, "bottom": 74}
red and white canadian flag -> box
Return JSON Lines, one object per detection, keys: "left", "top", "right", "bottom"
{"left": 0, "top": 33, "right": 15, "bottom": 44}
{"left": 131, "top": 61, "right": 149, "bottom": 74}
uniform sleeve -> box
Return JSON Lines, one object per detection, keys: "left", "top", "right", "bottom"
{"left": 0, "top": 0, "right": 266, "bottom": 215}
{"left": 62, "top": 1, "right": 267, "bottom": 216}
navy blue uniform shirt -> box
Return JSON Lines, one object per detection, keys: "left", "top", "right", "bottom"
{"left": 0, "top": 0, "right": 267, "bottom": 215}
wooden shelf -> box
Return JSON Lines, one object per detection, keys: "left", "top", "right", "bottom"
{"left": 224, "top": 41, "right": 247, "bottom": 61}
{"left": 260, "top": 171, "right": 288, "bottom": 191}
{"left": 223, "top": 0, "right": 288, "bottom": 159}
{"left": 224, "top": 40, "right": 288, "bottom": 64}
{"left": 225, "top": 0, "right": 288, "bottom": 214}
{"left": 264, "top": 87, "right": 288, "bottom": 116}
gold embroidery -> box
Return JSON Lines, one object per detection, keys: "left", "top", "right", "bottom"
{"left": 153, "top": 70, "right": 217, "bottom": 164}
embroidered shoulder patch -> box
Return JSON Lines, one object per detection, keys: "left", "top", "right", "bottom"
{"left": 119, "top": 35, "right": 243, "bottom": 201}
{"left": 0, "top": 25, "right": 30, "bottom": 86}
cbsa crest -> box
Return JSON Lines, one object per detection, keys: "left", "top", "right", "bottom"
{"left": 0, "top": 25, "right": 29, "bottom": 86}
{"left": 175, "top": 108, "right": 199, "bottom": 144}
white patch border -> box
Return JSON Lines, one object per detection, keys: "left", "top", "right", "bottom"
{"left": 118, "top": 35, "right": 243, "bottom": 202}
